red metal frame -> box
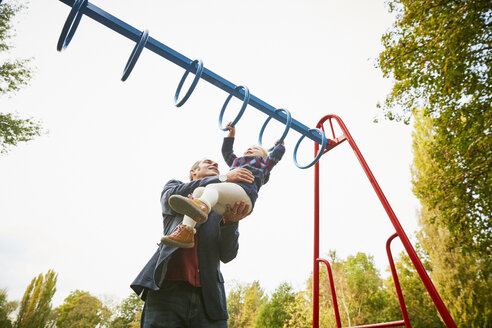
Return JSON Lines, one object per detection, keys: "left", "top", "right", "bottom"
{"left": 312, "top": 114, "right": 456, "bottom": 328}
{"left": 386, "top": 234, "right": 411, "bottom": 327}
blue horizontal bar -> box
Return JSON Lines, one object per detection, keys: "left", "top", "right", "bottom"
{"left": 58, "top": 0, "right": 324, "bottom": 145}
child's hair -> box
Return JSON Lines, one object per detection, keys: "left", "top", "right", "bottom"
{"left": 257, "top": 146, "right": 268, "bottom": 160}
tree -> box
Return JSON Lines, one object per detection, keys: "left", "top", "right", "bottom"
{"left": 109, "top": 293, "right": 143, "bottom": 328}
{"left": 378, "top": 2, "right": 491, "bottom": 325}
{"left": 227, "top": 281, "right": 267, "bottom": 328}
{"left": 307, "top": 251, "right": 396, "bottom": 327}
{"left": 408, "top": 111, "right": 491, "bottom": 327}
{"left": 377, "top": 0, "right": 491, "bottom": 255}
{"left": 14, "top": 270, "right": 57, "bottom": 328}
{"left": 342, "top": 253, "right": 392, "bottom": 326}
{"left": 384, "top": 250, "right": 445, "bottom": 328}
{"left": 0, "top": 289, "right": 18, "bottom": 328}
{"left": 0, "top": 0, "right": 43, "bottom": 154}
{"left": 282, "top": 290, "right": 312, "bottom": 328}
{"left": 55, "top": 290, "right": 111, "bottom": 328}
{"left": 255, "top": 283, "right": 295, "bottom": 328}
{"left": 418, "top": 207, "right": 490, "bottom": 327}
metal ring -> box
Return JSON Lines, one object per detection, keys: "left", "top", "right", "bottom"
{"left": 258, "top": 108, "right": 292, "bottom": 151}
{"left": 218, "top": 86, "right": 250, "bottom": 131}
{"left": 57, "top": 0, "right": 87, "bottom": 52}
{"left": 174, "top": 59, "right": 204, "bottom": 107}
{"left": 293, "top": 128, "right": 328, "bottom": 169}
{"left": 121, "top": 29, "right": 150, "bottom": 81}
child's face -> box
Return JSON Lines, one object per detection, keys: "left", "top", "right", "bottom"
{"left": 244, "top": 146, "right": 267, "bottom": 159}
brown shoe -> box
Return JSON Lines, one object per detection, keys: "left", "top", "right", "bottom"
{"left": 168, "top": 195, "right": 210, "bottom": 223}
{"left": 160, "top": 224, "right": 195, "bottom": 248}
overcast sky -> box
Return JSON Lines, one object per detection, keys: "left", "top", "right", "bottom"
{"left": 0, "top": 0, "right": 420, "bottom": 307}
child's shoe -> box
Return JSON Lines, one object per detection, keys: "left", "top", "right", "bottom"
{"left": 168, "top": 195, "right": 210, "bottom": 223}
{"left": 160, "top": 224, "right": 196, "bottom": 248}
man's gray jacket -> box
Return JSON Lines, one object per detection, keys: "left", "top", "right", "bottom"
{"left": 131, "top": 176, "right": 240, "bottom": 320}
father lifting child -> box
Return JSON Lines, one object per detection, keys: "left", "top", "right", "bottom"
{"left": 161, "top": 122, "right": 285, "bottom": 248}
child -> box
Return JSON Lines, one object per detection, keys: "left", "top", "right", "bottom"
{"left": 161, "top": 123, "right": 285, "bottom": 248}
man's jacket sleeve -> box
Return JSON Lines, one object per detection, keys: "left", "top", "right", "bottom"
{"left": 219, "top": 222, "right": 239, "bottom": 263}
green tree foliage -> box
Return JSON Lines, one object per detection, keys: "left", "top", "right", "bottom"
{"left": 282, "top": 290, "right": 312, "bottom": 328}
{"left": 343, "top": 253, "right": 392, "bottom": 325}
{"left": 109, "top": 293, "right": 143, "bottom": 328}
{"left": 227, "top": 281, "right": 311, "bottom": 328}
{"left": 0, "top": 1, "right": 42, "bottom": 154}
{"left": 44, "top": 310, "right": 58, "bottom": 328}
{"left": 305, "top": 251, "right": 397, "bottom": 327}
{"left": 55, "top": 290, "right": 111, "bottom": 328}
{"left": 419, "top": 208, "right": 490, "bottom": 327}
{"left": 0, "top": 1, "right": 31, "bottom": 94}
{"left": 0, "top": 113, "right": 42, "bottom": 154}
{"left": 378, "top": 0, "right": 491, "bottom": 254}
{"left": 255, "top": 283, "right": 295, "bottom": 328}
{"left": 14, "top": 270, "right": 57, "bottom": 328}
{"left": 311, "top": 251, "right": 349, "bottom": 327}
{"left": 384, "top": 251, "right": 445, "bottom": 328}
{"left": 0, "top": 289, "right": 18, "bottom": 328}
{"left": 409, "top": 112, "right": 491, "bottom": 327}
{"left": 227, "top": 281, "right": 267, "bottom": 328}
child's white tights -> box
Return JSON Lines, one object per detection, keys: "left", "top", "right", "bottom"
{"left": 182, "top": 182, "right": 253, "bottom": 228}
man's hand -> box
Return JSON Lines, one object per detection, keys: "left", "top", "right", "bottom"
{"left": 226, "top": 168, "right": 254, "bottom": 184}
{"left": 226, "top": 122, "right": 235, "bottom": 138}
{"left": 223, "top": 200, "right": 250, "bottom": 224}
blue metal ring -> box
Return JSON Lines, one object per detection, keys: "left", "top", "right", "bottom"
{"left": 57, "top": 0, "right": 87, "bottom": 52}
{"left": 218, "top": 86, "right": 250, "bottom": 131}
{"left": 121, "top": 29, "right": 150, "bottom": 81}
{"left": 293, "top": 128, "right": 328, "bottom": 169}
{"left": 258, "top": 108, "right": 292, "bottom": 151}
{"left": 174, "top": 59, "right": 204, "bottom": 107}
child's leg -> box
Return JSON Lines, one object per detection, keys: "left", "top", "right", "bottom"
{"left": 168, "top": 183, "right": 253, "bottom": 223}
{"left": 181, "top": 187, "right": 206, "bottom": 228}
{"left": 198, "top": 183, "right": 252, "bottom": 216}
{"left": 161, "top": 187, "right": 206, "bottom": 248}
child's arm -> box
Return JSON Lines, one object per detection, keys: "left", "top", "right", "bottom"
{"left": 226, "top": 122, "right": 235, "bottom": 138}
{"left": 222, "top": 122, "right": 237, "bottom": 167}
{"left": 264, "top": 140, "right": 286, "bottom": 173}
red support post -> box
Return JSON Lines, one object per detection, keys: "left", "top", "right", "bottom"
{"left": 386, "top": 234, "right": 412, "bottom": 327}
{"left": 316, "top": 258, "right": 343, "bottom": 328}
{"left": 312, "top": 114, "right": 456, "bottom": 328}
{"left": 313, "top": 142, "right": 320, "bottom": 328}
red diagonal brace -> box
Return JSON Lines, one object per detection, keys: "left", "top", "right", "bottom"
{"left": 313, "top": 114, "right": 456, "bottom": 328}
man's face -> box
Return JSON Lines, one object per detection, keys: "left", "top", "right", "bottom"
{"left": 191, "top": 159, "right": 220, "bottom": 180}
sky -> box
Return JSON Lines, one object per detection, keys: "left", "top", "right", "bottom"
{"left": 0, "top": 0, "right": 421, "bottom": 308}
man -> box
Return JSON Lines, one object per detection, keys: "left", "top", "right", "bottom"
{"left": 131, "top": 158, "right": 255, "bottom": 327}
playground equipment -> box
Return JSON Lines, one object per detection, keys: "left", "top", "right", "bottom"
{"left": 56, "top": 1, "right": 457, "bottom": 327}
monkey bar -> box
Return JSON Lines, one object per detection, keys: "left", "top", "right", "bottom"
{"left": 56, "top": 0, "right": 333, "bottom": 169}
{"left": 54, "top": 1, "right": 457, "bottom": 326}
